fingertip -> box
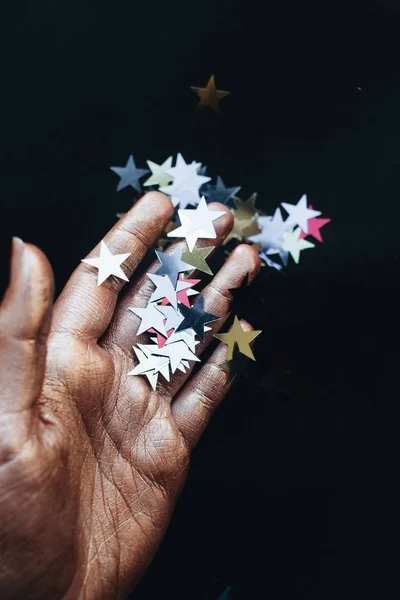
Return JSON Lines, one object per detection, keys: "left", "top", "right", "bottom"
{"left": 135, "top": 191, "right": 175, "bottom": 221}
{"left": 230, "top": 243, "right": 262, "bottom": 280}
{"left": 207, "top": 202, "right": 234, "bottom": 237}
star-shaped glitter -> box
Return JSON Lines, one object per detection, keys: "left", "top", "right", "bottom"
{"left": 81, "top": 241, "right": 131, "bottom": 286}
{"left": 110, "top": 155, "right": 150, "bottom": 192}
{"left": 233, "top": 193, "right": 261, "bottom": 220}
{"left": 282, "top": 227, "right": 315, "bottom": 263}
{"left": 281, "top": 195, "right": 321, "bottom": 234}
{"left": 204, "top": 176, "right": 241, "bottom": 206}
{"left": 222, "top": 217, "right": 253, "bottom": 246}
{"left": 248, "top": 208, "right": 288, "bottom": 255}
{"left": 259, "top": 252, "right": 283, "bottom": 271}
{"left": 214, "top": 316, "right": 262, "bottom": 361}
{"left": 299, "top": 204, "right": 331, "bottom": 242}
{"left": 161, "top": 274, "right": 200, "bottom": 308}
{"left": 129, "top": 303, "right": 167, "bottom": 336}
{"left": 160, "top": 153, "right": 210, "bottom": 209}
{"left": 154, "top": 304, "right": 184, "bottom": 331}
{"left": 129, "top": 346, "right": 160, "bottom": 390}
{"left": 176, "top": 295, "right": 220, "bottom": 342}
{"left": 191, "top": 75, "right": 231, "bottom": 114}
{"left": 154, "top": 248, "right": 192, "bottom": 287}
{"left": 168, "top": 197, "right": 226, "bottom": 251}
{"left": 143, "top": 157, "right": 173, "bottom": 188}
{"left": 182, "top": 245, "right": 214, "bottom": 275}
{"left": 153, "top": 340, "right": 200, "bottom": 373}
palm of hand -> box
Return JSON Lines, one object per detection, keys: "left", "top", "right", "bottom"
{"left": 0, "top": 193, "right": 259, "bottom": 600}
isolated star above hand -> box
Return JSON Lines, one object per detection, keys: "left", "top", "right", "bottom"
{"left": 110, "top": 155, "right": 150, "bottom": 192}
{"left": 82, "top": 240, "right": 131, "bottom": 286}
{"left": 191, "top": 75, "right": 231, "bottom": 113}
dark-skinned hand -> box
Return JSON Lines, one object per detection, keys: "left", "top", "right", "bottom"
{"left": 0, "top": 192, "right": 260, "bottom": 599}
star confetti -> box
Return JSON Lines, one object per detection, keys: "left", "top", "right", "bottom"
{"left": 191, "top": 75, "right": 231, "bottom": 114}
{"left": 298, "top": 204, "right": 331, "bottom": 242}
{"left": 143, "top": 157, "right": 173, "bottom": 188}
{"left": 214, "top": 316, "right": 262, "bottom": 361}
{"left": 82, "top": 241, "right": 131, "bottom": 286}
{"left": 160, "top": 153, "right": 211, "bottom": 209}
{"left": 154, "top": 248, "right": 192, "bottom": 287}
{"left": 204, "top": 175, "right": 241, "bottom": 206}
{"left": 110, "top": 155, "right": 149, "bottom": 192}
{"left": 167, "top": 197, "right": 226, "bottom": 251}
{"left": 182, "top": 245, "right": 214, "bottom": 275}
{"left": 281, "top": 194, "right": 321, "bottom": 234}
{"left": 233, "top": 193, "right": 262, "bottom": 220}
{"left": 176, "top": 295, "right": 220, "bottom": 342}
{"left": 282, "top": 227, "right": 315, "bottom": 263}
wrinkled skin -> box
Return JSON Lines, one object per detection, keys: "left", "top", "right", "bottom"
{"left": 0, "top": 192, "right": 260, "bottom": 599}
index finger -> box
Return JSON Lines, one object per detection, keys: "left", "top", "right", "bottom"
{"left": 52, "top": 192, "right": 174, "bottom": 340}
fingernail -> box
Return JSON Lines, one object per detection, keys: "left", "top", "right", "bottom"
{"left": 10, "top": 237, "right": 25, "bottom": 284}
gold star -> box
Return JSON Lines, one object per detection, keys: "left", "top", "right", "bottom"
{"left": 215, "top": 316, "right": 262, "bottom": 361}
{"left": 182, "top": 245, "right": 214, "bottom": 275}
{"left": 191, "top": 75, "right": 230, "bottom": 114}
{"left": 223, "top": 217, "right": 252, "bottom": 246}
{"left": 242, "top": 217, "right": 261, "bottom": 241}
{"left": 233, "top": 193, "right": 261, "bottom": 220}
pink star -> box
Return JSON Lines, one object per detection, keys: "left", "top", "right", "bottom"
{"left": 148, "top": 323, "right": 174, "bottom": 348}
{"left": 299, "top": 204, "right": 331, "bottom": 243}
{"left": 161, "top": 274, "right": 201, "bottom": 308}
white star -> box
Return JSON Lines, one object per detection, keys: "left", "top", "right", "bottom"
{"left": 128, "top": 346, "right": 159, "bottom": 390}
{"left": 155, "top": 304, "right": 184, "bottom": 330}
{"left": 282, "top": 227, "right": 315, "bottom": 263}
{"left": 136, "top": 344, "right": 171, "bottom": 383}
{"left": 164, "top": 328, "right": 200, "bottom": 353}
{"left": 82, "top": 241, "right": 131, "bottom": 286}
{"left": 143, "top": 157, "right": 173, "bottom": 188}
{"left": 281, "top": 195, "right": 321, "bottom": 234}
{"left": 160, "top": 153, "right": 211, "bottom": 208}
{"left": 167, "top": 197, "right": 226, "bottom": 251}
{"left": 129, "top": 303, "right": 167, "bottom": 336}
{"left": 153, "top": 340, "right": 200, "bottom": 373}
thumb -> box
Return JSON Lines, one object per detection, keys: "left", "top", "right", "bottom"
{"left": 0, "top": 237, "right": 54, "bottom": 418}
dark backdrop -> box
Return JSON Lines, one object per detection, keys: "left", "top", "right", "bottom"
{"left": 0, "top": 1, "right": 397, "bottom": 598}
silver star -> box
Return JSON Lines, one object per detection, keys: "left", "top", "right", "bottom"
{"left": 110, "top": 155, "right": 150, "bottom": 192}
{"left": 82, "top": 241, "right": 131, "bottom": 286}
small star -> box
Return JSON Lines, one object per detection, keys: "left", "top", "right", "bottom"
{"left": 129, "top": 304, "right": 167, "bottom": 336}
{"left": 110, "top": 155, "right": 150, "bottom": 192}
{"left": 191, "top": 75, "right": 231, "bottom": 114}
{"left": 204, "top": 176, "right": 241, "bottom": 206}
{"left": 214, "top": 316, "right": 262, "bottom": 361}
{"left": 154, "top": 248, "right": 192, "bottom": 287}
{"left": 176, "top": 295, "right": 220, "bottom": 342}
{"left": 143, "top": 156, "right": 173, "bottom": 188}
{"left": 182, "top": 245, "right": 214, "bottom": 276}
{"left": 281, "top": 195, "right": 321, "bottom": 234}
{"left": 233, "top": 193, "right": 261, "bottom": 220}
{"left": 298, "top": 204, "right": 331, "bottom": 242}
{"left": 282, "top": 227, "right": 315, "bottom": 263}
{"left": 82, "top": 241, "right": 131, "bottom": 286}
{"left": 168, "top": 197, "right": 226, "bottom": 251}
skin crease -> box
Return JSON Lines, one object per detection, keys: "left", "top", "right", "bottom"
{"left": 0, "top": 192, "right": 260, "bottom": 600}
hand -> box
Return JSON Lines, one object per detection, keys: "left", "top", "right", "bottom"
{"left": 0, "top": 193, "right": 260, "bottom": 599}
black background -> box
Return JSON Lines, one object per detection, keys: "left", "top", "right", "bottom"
{"left": 0, "top": 1, "right": 397, "bottom": 598}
